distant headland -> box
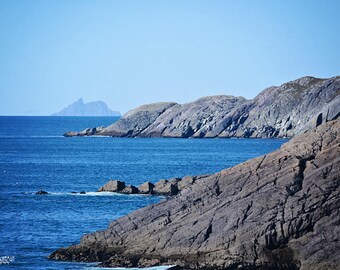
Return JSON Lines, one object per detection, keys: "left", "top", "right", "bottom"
{"left": 52, "top": 98, "right": 121, "bottom": 117}
{"left": 64, "top": 76, "right": 339, "bottom": 138}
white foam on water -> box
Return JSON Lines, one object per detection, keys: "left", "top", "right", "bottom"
{"left": 47, "top": 191, "right": 153, "bottom": 197}
{"left": 0, "top": 256, "right": 15, "bottom": 265}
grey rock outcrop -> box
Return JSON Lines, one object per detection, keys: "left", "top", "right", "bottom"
{"left": 63, "top": 76, "right": 339, "bottom": 138}
{"left": 153, "top": 179, "right": 179, "bottom": 196}
{"left": 50, "top": 120, "right": 340, "bottom": 269}
{"left": 97, "top": 180, "right": 125, "bottom": 192}
{"left": 100, "top": 102, "right": 177, "bottom": 137}
{"left": 138, "top": 182, "right": 155, "bottom": 194}
{"left": 121, "top": 185, "right": 139, "bottom": 194}
{"left": 53, "top": 98, "right": 121, "bottom": 117}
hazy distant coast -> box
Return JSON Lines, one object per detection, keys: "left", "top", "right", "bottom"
{"left": 52, "top": 98, "right": 121, "bottom": 117}
{"left": 64, "top": 76, "right": 340, "bottom": 138}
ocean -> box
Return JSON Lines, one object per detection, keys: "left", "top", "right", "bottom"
{"left": 0, "top": 116, "right": 288, "bottom": 269}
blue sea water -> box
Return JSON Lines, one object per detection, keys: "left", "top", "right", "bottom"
{"left": 0, "top": 116, "right": 288, "bottom": 269}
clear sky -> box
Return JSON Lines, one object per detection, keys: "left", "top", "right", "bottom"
{"left": 0, "top": 0, "right": 339, "bottom": 115}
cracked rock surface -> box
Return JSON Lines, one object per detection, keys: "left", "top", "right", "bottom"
{"left": 64, "top": 76, "right": 340, "bottom": 138}
{"left": 50, "top": 120, "right": 340, "bottom": 269}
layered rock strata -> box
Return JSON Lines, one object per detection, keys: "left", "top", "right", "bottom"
{"left": 50, "top": 120, "right": 340, "bottom": 270}
{"left": 64, "top": 76, "right": 340, "bottom": 138}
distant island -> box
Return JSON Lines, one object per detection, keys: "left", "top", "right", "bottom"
{"left": 52, "top": 98, "right": 121, "bottom": 116}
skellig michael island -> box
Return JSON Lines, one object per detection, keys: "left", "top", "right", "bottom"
{"left": 52, "top": 98, "right": 121, "bottom": 117}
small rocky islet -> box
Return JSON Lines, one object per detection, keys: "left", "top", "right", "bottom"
{"left": 49, "top": 120, "right": 340, "bottom": 270}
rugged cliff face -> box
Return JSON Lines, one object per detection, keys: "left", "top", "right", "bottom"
{"left": 50, "top": 120, "right": 340, "bottom": 270}
{"left": 64, "top": 76, "right": 339, "bottom": 138}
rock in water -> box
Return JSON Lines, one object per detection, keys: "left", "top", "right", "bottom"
{"left": 138, "top": 181, "right": 155, "bottom": 194}
{"left": 120, "top": 185, "right": 139, "bottom": 194}
{"left": 50, "top": 120, "right": 340, "bottom": 270}
{"left": 97, "top": 180, "right": 125, "bottom": 192}
{"left": 36, "top": 190, "right": 48, "bottom": 195}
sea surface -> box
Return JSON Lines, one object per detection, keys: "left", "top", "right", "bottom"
{"left": 0, "top": 116, "right": 288, "bottom": 269}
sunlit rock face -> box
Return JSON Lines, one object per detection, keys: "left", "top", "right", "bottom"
{"left": 65, "top": 76, "right": 340, "bottom": 138}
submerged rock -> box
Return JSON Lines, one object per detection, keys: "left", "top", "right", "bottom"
{"left": 50, "top": 120, "right": 340, "bottom": 269}
{"left": 35, "top": 190, "right": 48, "bottom": 195}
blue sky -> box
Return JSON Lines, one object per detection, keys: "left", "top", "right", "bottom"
{"left": 0, "top": 0, "right": 339, "bottom": 115}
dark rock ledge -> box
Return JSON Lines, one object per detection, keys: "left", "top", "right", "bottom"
{"left": 96, "top": 175, "right": 209, "bottom": 196}
{"left": 49, "top": 120, "right": 340, "bottom": 270}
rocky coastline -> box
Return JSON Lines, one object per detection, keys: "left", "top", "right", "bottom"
{"left": 64, "top": 76, "right": 339, "bottom": 138}
{"left": 50, "top": 120, "right": 340, "bottom": 269}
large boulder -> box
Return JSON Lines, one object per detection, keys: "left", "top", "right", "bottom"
{"left": 138, "top": 182, "right": 155, "bottom": 194}
{"left": 121, "top": 185, "right": 139, "bottom": 194}
{"left": 153, "top": 179, "right": 179, "bottom": 196}
{"left": 50, "top": 120, "right": 340, "bottom": 269}
{"left": 97, "top": 180, "right": 125, "bottom": 192}
{"left": 177, "top": 176, "right": 195, "bottom": 190}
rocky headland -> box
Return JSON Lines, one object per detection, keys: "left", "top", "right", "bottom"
{"left": 50, "top": 119, "right": 340, "bottom": 269}
{"left": 64, "top": 76, "right": 339, "bottom": 138}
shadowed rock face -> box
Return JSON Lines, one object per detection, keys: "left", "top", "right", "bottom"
{"left": 64, "top": 76, "right": 340, "bottom": 138}
{"left": 50, "top": 120, "right": 340, "bottom": 270}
